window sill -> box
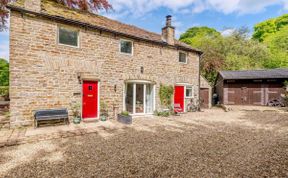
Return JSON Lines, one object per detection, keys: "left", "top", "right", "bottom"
{"left": 58, "top": 43, "right": 80, "bottom": 49}
{"left": 179, "top": 61, "right": 187, "bottom": 64}
{"left": 120, "top": 52, "right": 133, "bottom": 56}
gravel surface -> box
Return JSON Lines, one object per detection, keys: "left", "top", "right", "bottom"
{"left": 0, "top": 110, "right": 287, "bottom": 177}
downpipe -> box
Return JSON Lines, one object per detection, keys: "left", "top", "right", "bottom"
{"left": 197, "top": 53, "right": 204, "bottom": 112}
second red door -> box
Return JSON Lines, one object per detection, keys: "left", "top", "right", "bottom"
{"left": 174, "top": 86, "right": 185, "bottom": 112}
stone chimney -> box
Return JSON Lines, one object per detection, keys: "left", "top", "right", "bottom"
{"left": 162, "top": 15, "right": 175, "bottom": 45}
{"left": 24, "top": 0, "right": 41, "bottom": 12}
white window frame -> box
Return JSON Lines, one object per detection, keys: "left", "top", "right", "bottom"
{"left": 185, "top": 85, "right": 194, "bottom": 98}
{"left": 57, "top": 26, "right": 80, "bottom": 48}
{"left": 179, "top": 51, "right": 187, "bottom": 64}
{"left": 123, "top": 80, "right": 155, "bottom": 115}
{"left": 119, "top": 39, "right": 134, "bottom": 56}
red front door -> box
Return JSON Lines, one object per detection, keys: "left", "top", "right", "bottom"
{"left": 82, "top": 81, "right": 98, "bottom": 119}
{"left": 174, "top": 86, "right": 185, "bottom": 112}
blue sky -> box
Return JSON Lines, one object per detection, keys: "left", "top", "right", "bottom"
{"left": 1, "top": 0, "right": 288, "bottom": 61}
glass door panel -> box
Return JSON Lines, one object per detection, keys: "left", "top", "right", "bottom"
{"left": 125, "top": 83, "right": 134, "bottom": 113}
{"left": 145, "top": 84, "right": 154, "bottom": 113}
{"left": 135, "top": 84, "right": 144, "bottom": 113}
{"left": 125, "top": 83, "right": 154, "bottom": 114}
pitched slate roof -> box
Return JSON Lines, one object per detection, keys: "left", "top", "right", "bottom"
{"left": 219, "top": 68, "right": 288, "bottom": 80}
{"left": 8, "top": 0, "right": 201, "bottom": 53}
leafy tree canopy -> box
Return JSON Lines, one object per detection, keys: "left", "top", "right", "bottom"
{"left": 0, "top": 58, "right": 9, "bottom": 86}
{"left": 262, "top": 26, "right": 288, "bottom": 68}
{"left": 181, "top": 14, "right": 288, "bottom": 84}
{"left": 180, "top": 26, "right": 270, "bottom": 84}
{"left": 179, "top": 26, "right": 221, "bottom": 47}
{"left": 252, "top": 14, "right": 288, "bottom": 42}
{"left": 252, "top": 14, "right": 288, "bottom": 68}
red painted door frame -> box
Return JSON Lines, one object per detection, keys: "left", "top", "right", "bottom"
{"left": 82, "top": 81, "right": 98, "bottom": 119}
{"left": 174, "top": 86, "right": 185, "bottom": 112}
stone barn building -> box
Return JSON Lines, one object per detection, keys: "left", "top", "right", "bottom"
{"left": 215, "top": 69, "right": 288, "bottom": 106}
{"left": 8, "top": 0, "right": 202, "bottom": 127}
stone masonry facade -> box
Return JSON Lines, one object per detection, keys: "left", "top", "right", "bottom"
{"left": 9, "top": 1, "right": 200, "bottom": 127}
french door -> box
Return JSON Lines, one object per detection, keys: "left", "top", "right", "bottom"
{"left": 125, "top": 83, "right": 154, "bottom": 114}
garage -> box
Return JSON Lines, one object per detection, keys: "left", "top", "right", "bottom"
{"left": 215, "top": 69, "right": 288, "bottom": 106}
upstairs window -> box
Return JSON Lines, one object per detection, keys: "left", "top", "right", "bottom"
{"left": 120, "top": 39, "right": 133, "bottom": 55}
{"left": 58, "top": 27, "right": 79, "bottom": 47}
{"left": 179, "top": 52, "right": 187, "bottom": 63}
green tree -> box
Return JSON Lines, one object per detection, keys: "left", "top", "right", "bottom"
{"left": 0, "top": 58, "right": 9, "bottom": 86}
{"left": 252, "top": 14, "right": 288, "bottom": 42}
{"left": 179, "top": 26, "right": 221, "bottom": 47}
{"left": 253, "top": 14, "right": 288, "bottom": 68}
{"left": 261, "top": 26, "right": 288, "bottom": 68}
{"left": 180, "top": 27, "right": 270, "bottom": 84}
{"left": 180, "top": 27, "right": 224, "bottom": 83}
{"left": 223, "top": 28, "right": 270, "bottom": 71}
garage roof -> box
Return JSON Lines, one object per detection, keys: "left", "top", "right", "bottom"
{"left": 219, "top": 68, "right": 288, "bottom": 80}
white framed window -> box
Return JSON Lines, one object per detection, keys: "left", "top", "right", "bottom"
{"left": 120, "top": 39, "right": 133, "bottom": 55}
{"left": 58, "top": 26, "right": 79, "bottom": 47}
{"left": 179, "top": 52, "right": 187, "bottom": 63}
{"left": 185, "top": 86, "right": 193, "bottom": 98}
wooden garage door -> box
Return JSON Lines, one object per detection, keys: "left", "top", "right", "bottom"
{"left": 225, "top": 83, "right": 285, "bottom": 106}
{"left": 226, "top": 83, "right": 263, "bottom": 105}
{"left": 200, "top": 88, "right": 209, "bottom": 108}
{"left": 226, "top": 83, "right": 242, "bottom": 105}
{"left": 248, "top": 83, "right": 263, "bottom": 105}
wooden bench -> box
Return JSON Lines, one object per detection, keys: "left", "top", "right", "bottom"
{"left": 34, "top": 109, "right": 69, "bottom": 128}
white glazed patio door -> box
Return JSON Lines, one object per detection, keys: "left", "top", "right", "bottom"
{"left": 125, "top": 83, "right": 154, "bottom": 115}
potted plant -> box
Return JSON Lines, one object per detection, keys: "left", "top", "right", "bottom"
{"left": 100, "top": 101, "right": 108, "bottom": 121}
{"left": 117, "top": 111, "right": 132, "bottom": 124}
{"left": 71, "top": 102, "right": 81, "bottom": 124}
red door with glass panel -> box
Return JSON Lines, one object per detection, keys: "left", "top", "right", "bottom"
{"left": 82, "top": 81, "right": 98, "bottom": 119}
{"left": 174, "top": 86, "right": 185, "bottom": 112}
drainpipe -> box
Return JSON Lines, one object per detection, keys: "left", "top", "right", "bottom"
{"left": 198, "top": 53, "right": 204, "bottom": 111}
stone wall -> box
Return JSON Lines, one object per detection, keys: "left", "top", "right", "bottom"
{"left": 9, "top": 11, "right": 200, "bottom": 127}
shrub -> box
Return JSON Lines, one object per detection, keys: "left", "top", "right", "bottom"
{"left": 154, "top": 110, "right": 170, "bottom": 117}
{"left": 159, "top": 84, "right": 174, "bottom": 107}
{"left": 120, "top": 111, "right": 130, "bottom": 116}
{"left": 71, "top": 102, "right": 81, "bottom": 118}
{"left": 100, "top": 101, "right": 108, "bottom": 116}
{"left": 0, "top": 86, "right": 9, "bottom": 98}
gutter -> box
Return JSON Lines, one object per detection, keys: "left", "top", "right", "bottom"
{"left": 7, "top": 5, "right": 203, "bottom": 55}
{"left": 198, "top": 53, "right": 204, "bottom": 111}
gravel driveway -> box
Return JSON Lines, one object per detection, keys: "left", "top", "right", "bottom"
{"left": 0, "top": 109, "right": 287, "bottom": 177}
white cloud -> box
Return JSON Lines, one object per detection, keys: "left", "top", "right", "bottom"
{"left": 108, "top": 0, "right": 197, "bottom": 17}
{"left": 107, "top": 0, "right": 288, "bottom": 17}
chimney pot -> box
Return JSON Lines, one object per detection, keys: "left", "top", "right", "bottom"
{"left": 166, "top": 15, "right": 172, "bottom": 26}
